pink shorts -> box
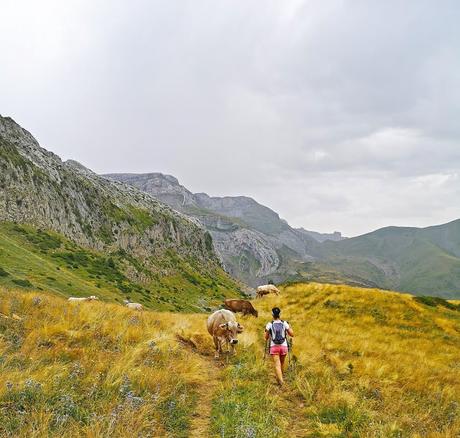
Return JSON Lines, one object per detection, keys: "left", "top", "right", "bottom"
{"left": 270, "top": 345, "right": 288, "bottom": 356}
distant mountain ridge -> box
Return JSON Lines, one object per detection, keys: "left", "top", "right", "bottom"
{"left": 104, "top": 173, "right": 344, "bottom": 286}
{"left": 106, "top": 172, "right": 460, "bottom": 299}
{"left": 2, "top": 115, "right": 459, "bottom": 299}
{"left": 316, "top": 219, "right": 460, "bottom": 298}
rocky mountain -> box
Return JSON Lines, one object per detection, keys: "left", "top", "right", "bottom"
{"left": 296, "top": 228, "right": 344, "bottom": 243}
{"left": 104, "top": 173, "right": 344, "bottom": 286}
{"left": 106, "top": 173, "right": 460, "bottom": 299}
{"left": 3, "top": 115, "right": 458, "bottom": 299}
{"left": 0, "top": 116, "right": 241, "bottom": 309}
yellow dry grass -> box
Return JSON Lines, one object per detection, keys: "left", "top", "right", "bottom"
{"left": 249, "top": 283, "right": 460, "bottom": 437}
{"left": 0, "top": 282, "right": 459, "bottom": 437}
{"left": 0, "top": 288, "right": 217, "bottom": 437}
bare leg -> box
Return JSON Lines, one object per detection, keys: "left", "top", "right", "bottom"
{"left": 272, "top": 354, "right": 284, "bottom": 385}
{"left": 280, "top": 354, "right": 287, "bottom": 373}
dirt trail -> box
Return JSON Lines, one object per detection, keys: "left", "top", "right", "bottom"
{"left": 188, "top": 352, "right": 221, "bottom": 438}
{"left": 175, "top": 334, "right": 222, "bottom": 437}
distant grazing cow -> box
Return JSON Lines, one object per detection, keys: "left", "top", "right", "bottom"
{"left": 256, "top": 284, "right": 280, "bottom": 298}
{"left": 207, "top": 309, "right": 244, "bottom": 358}
{"left": 68, "top": 296, "right": 99, "bottom": 302}
{"left": 123, "top": 300, "right": 143, "bottom": 311}
{"left": 223, "top": 299, "right": 258, "bottom": 317}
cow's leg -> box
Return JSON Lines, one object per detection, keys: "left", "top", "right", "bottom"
{"left": 213, "top": 336, "right": 220, "bottom": 358}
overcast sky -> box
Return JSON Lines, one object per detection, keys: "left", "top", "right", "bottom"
{"left": 2, "top": 1, "right": 460, "bottom": 236}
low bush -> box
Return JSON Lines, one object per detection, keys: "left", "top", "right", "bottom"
{"left": 414, "top": 295, "right": 459, "bottom": 311}
{"left": 0, "top": 266, "right": 9, "bottom": 277}
{"left": 12, "top": 278, "right": 33, "bottom": 288}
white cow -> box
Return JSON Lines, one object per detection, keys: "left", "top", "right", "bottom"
{"left": 207, "top": 309, "right": 243, "bottom": 358}
{"left": 256, "top": 284, "right": 280, "bottom": 298}
{"left": 68, "top": 296, "right": 99, "bottom": 302}
{"left": 123, "top": 300, "right": 143, "bottom": 311}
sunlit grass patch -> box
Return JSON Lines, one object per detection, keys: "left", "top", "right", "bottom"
{"left": 0, "top": 288, "right": 206, "bottom": 437}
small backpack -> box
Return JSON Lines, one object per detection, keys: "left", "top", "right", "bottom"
{"left": 271, "top": 320, "right": 286, "bottom": 345}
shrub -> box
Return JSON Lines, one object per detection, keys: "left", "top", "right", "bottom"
{"left": 0, "top": 266, "right": 9, "bottom": 277}
{"left": 12, "top": 279, "right": 33, "bottom": 288}
{"left": 22, "top": 228, "right": 62, "bottom": 252}
{"left": 414, "top": 296, "right": 459, "bottom": 311}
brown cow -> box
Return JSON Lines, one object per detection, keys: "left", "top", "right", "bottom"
{"left": 223, "top": 299, "right": 258, "bottom": 317}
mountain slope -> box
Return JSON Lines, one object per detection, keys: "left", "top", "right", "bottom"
{"left": 317, "top": 220, "right": 460, "bottom": 298}
{"left": 0, "top": 116, "right": 241, "bottom": 308}
{"left": 105, "top": 173, "right": 345, "bottom": 286}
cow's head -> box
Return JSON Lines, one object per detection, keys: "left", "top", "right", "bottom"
{"left": 252, "top": 308, "right": 259, "bottom": 317}
{"left": 219, "top": 321, "right": 244, "bottom": 344}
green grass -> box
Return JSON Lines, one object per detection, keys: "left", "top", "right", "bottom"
{"left": 0, "top": 222, "right": 241, "bottom": 311}
{"left": 159, "top": 384, "right": 196, "bottom": 438}
{"left": 98, "top": 202, "right": 158, "bottom": 242}
{"left": 414, "top": 295, "right": 460, "bottom": 311}
{"left": 210, "top": 348, "right": 285, "bottom": 437}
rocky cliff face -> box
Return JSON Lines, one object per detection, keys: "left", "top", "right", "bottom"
{"left": 296, "top": 228, "right": 344, "bottom": 243}
{"left": 0, "top": 116, "right": 228, "bottom": 288}
{"left": 105, "top": 172, "right": 343, "bottom": 286}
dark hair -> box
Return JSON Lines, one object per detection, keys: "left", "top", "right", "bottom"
{"left": 272, "top": 307, "right": 281, "bottom": 318}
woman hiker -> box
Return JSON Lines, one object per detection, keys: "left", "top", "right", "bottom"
{"left": 265, "top": 307, "right": 294, "bottom": 386}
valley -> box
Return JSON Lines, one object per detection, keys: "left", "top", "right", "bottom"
{"left": 1, "top": 115, "right": 460, "bottom": 437}
{"left": 107, "top": 172, "right": 460, "bottom": 299}
{"left": 2, "top": 2, "right": 459, "bottom": 437}
{"left": 3, "top": 114, "right": 460, "bottom": 299}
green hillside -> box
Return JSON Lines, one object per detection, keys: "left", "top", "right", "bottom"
{"left": 315, "top": 220, "right": 460, "bottom": 298}
{"left": 0, "top": 222, "right": 240, "bottom": 311}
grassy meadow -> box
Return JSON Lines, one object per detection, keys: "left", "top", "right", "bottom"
{"left": 0, "top": 222, "right": 240, "bottom": 312}
{"left": 0, "top": 283, "right": 459, "bottom": 437}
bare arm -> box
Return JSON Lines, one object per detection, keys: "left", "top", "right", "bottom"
{"left": 264, "top": 330, "right": 270, "bottom": 341}
{"left": 287, "top": 328, "right": 294, "bottom": 337}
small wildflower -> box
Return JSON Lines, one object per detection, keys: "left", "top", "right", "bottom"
{"left": 32, "top": 296, "right": 42, "bottom": 306}
{"left": 125, "top": 391, "right": 144, "bottom": 407}
{"left": 128, "top": 315, "right": 140, "bottom": 326}
{"left": 119, "top": 375, "right": 131, "bottom": 396}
